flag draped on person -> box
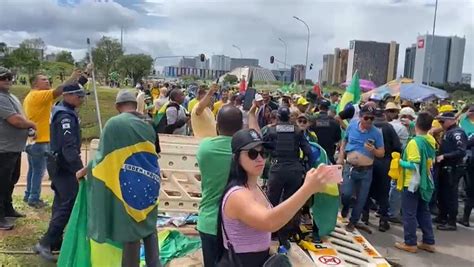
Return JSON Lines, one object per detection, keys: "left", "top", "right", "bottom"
{"left": 309, "top": 142, "right": 340, "bottom": 238}
{"left": 337, "top": 71, "right": 361, "bottom": 114}
{"left": 58, "top": 112, "right": 160, "bottom": 266}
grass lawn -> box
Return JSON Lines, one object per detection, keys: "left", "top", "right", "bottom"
{"left": 0, "top": 195, "right": 55, "bottom": 267}
{"left": 10, "top": 85, "right": 126, "bottom": 141}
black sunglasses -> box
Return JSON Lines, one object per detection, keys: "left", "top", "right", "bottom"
{"left": 438, "top": 120, "right": 445, "bottom": 124}
{"left": 298, "top": 119, "right": 308, "bottom": 124}
{"left": 0, "top": 75, "right": 12, "bottom": 81}
{"left": 363, "top": 116, "right": 375, "bottom": 121}
{"left": 246, "top": 148, "right": 266, "bottom": 160}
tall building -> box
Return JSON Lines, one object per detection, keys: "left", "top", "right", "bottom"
{"left": 196, "top": 57, "right": 210, "bottom": 70}
{"left": 346, "top": 40, "right": 399, "bottom": 86}
{"left": 413, "top": 34, "right": 465, "bottom": 84}
{"left": 321, "top": 54, "right": 334, "bottom": 85}
{"left": 211, "top": 55, "right": 231, "bottom": 71}
{"left": 403, "top": 45, "right": 416, "bottom": 79}
{"left": 331, "top": 48, "right": 348, "bottom": 85}
{"left": 291, "top": 64, "right": 306, "bottom": 83}
{"left": 230, "top": 58, "right": 259, "bottom": 70}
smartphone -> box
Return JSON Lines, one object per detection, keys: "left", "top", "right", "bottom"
{"left": 320, "top": 164, "right": 343, "bottom": 184}
{"left": 243, "top": 87, "right": 256, "bottom": 111}
{"left": 367, "top": 139, "right": 375, "bottom": 146}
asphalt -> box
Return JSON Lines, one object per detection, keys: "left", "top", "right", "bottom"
{"left": 361, "top": 212, "right": 474, "bottom": 267}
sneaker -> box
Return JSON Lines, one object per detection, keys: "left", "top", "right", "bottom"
{"left": 388, "top": 217, "right": 402, "bottom": 224}
{"left": 394, "top": 242, "right": 417, "bottom": 253}
{"left": 345, "top": 222, "right": 355, "bottom": 232}
{"left": 28, "top": 200, "right": 48, "bottom": 209}
{"left": 379, "top": 219, "right": 390, "bottom": 232}
{"left": 0, "top": 218, "right": 14, "bottom": 230}
{"left": 417, "top": 243, "right": 435, "bottom": 253}
{"left": 5, "top": 209, "right": 25, "bottom": 218}
{"left": 457, "top": 218, "right": 470, "bottom": 227}
{"left": 437, "top": 224, "right": 457, "bottom": 231}
{"left": 432, "top": 217, "right": 447, "bottom": 225}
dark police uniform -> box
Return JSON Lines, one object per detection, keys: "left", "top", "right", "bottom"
{"left": 437, "top": 121, "right": 468, "bottom": 229}
{"left": 310, "top": 109, "right": 341, "bottom": 164}
{"left": 263, "top": 107, "right": 314, "bottom": 248}
{"left": 39, "top": 89, "right": 83, "bottom": 252}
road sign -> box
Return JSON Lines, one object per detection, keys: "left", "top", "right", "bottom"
{"left": 318, "top": 255, "right": 342, "bottom": 265}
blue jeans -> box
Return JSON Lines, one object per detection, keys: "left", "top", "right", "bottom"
{"left": 341, "top": 165, "right": 373, "bottom": 224}
{"left": 401, "top": 189, "right": 435, "bottom": 246}
{"left": 25, "top": 143, "right": 49, "bottom": 203}
{"left": 388, "top": 180, "right": 402, "bottom": 219}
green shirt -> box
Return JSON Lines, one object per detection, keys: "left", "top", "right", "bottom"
{"left": 196, "top": 136, "right": 232, "bottom": 235}
{"left": 460, "top": 114, "right": 474, "bottom": 138}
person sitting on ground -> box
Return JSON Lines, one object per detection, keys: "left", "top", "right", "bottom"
{"left": 216, "top": 128, "right": 332, "bottom": 266}
{"left": 191, "top": 84, "right": 218, "bottom": 138}
{"left": 395, "top": 112, "right": 436, "bottom": 254}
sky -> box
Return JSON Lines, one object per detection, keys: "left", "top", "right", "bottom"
{"left": 1, "top": 0, "right": 473, "bottom": 82}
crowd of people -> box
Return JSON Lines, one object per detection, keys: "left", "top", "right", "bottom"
{"left": 0, "top": 64, "right": 473, "bottom": 266}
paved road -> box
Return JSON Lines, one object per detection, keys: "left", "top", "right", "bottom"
{"left": 362, "top": 212, "right": 474, "bottom": 267}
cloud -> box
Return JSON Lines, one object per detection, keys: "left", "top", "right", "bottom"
{"left": 1, "top": 0, "right": 472, "bottom": 81}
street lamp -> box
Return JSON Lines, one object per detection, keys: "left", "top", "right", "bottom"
{"left": 232, "top": 44, "right": 243, "bottom": 58}
{"left": 426, "top": 0, "right": 438, "bottom": 85}
{"left": 293, "top": 16, "right": 310, "bottom": 88}
{"left": 278, "top": 37, "right": 288, "bottom": 69}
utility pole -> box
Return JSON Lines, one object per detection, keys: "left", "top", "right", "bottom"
{"left": 426, "top": 0, "right": 438, "bottom": 85}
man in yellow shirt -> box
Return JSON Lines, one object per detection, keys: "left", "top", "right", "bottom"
{"left": 191, "top": 84, "right": 217, "bottom": 138}
{"left": 188, "top": 86, "right": 207, "bottom": 115}
{"left": 23, "top": 68, "right": 87, "bottom": 208}
{"left": 395, "top": 112, "right": 436, "bottom": 254}
{"left": 212, "top": 88, "right": 229, "bottom": 116}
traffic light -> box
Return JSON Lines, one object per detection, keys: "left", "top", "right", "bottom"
{"left": 200, "top": 54, "right": 206, "bottom": 62}
{"left": 152, "top": 69, "right": 156, "bottom": 75}
{"left": 270, "top": 56, "right": 275, "bottom": 64}
{"left": 310, "top": 63, "right": 313, "bottom": 70}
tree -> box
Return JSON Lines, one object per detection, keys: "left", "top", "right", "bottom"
{"left": 56, "top": 50, "right": 75, "bottom": 65}
{"left": 8, "top": 45, "right": 41, "bottom": 77}
{"left": 116, "top": 54, "right": 153, "bottom": 85}
{"left": 224, "top": 74, "right": 238, "bottom": 84}
{"left": 41, "top": 61, "right": 75, "bottom": 82}
{"left": 92, "top": 36, "right": 123, "bottom": 82}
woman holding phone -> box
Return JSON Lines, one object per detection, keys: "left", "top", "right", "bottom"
{"left": 216, "top": 128, "right": 334, "bottom": 267}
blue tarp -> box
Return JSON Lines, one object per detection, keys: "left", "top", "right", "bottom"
{"left": 399, "top": 83, "right": 449, "bottom": 102}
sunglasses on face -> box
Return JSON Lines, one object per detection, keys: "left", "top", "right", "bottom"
{"left": 245, "top": 148, "right": 266, "bottom": 160}
{"left": 362, "top": 116, "right": 374, "bottom": 121}
{"left": 298, "top": 119, "right": 308, "bottom": 124}
{"left": 0, "top": 76, "right": 12, "bottom": 81}
{"left": 438, "top": 120, "right": 445, "bottom": 124}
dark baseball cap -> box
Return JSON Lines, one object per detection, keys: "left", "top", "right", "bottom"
{"left": 318, "top": 99, "right": 331, "bottom": 109}
{"left": 277, "top": 106, "right": 290, "bottom": 121}
{"left": 63, "top": 84, "right": 89, "bottom": 97}
{"left": 231, "top": 129, "right": 266, "bottom": 153}
{"left": 359, "top": 104, "right": 375, "bottom": 116}
{"left": 436, "top": 112, "right": 456, "bottom": 121}
{"left": 0, "top": 67, "right": 12, "bottom": 80}
{"left": 330, "top": 91, "right": 339, "bottom": 97}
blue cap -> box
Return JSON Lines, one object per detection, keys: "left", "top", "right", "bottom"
{"left": 63, "top": 84, "right": 89, "bottom": 96}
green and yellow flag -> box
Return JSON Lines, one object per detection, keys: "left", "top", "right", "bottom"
{"left": 337, "top": 71, "right": 361, "bottom": 114}
{"left": 58, "top": 112, "right": 160, "bottom": 266}
{"left": 309, "top": 142, "right": 340, "bottom": 238}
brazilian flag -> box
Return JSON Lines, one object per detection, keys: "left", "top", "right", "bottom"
{"left": 309, "top": 142, "right": 340, "bottom": 238}
{"left": 58, "top": 112, "right": 160, "bottom": 266}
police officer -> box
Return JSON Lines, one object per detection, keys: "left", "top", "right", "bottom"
{"left": 310, "top": 99, "right": 342, "bottom": 164}
{"left": 34, "top": 83, "right": 87, "bottom": 261}
{"left": 263, "top": 106, "right": 315, "bottom": 250}
{"left": 434, "top": 111, "right": 468, "bottom": 231}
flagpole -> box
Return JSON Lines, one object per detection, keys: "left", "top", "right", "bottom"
{"left": 87, "top": 38, "right": 103, "bottom": 133}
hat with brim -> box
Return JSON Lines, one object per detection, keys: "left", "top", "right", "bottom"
{"left": 298, "top": 113, "right": 308, "bottom": 119}
{"left": 255, "top": 93, "right": 264, "bottom": 102}
{"left": 436, "top": 112, "right": 457, "bottom": 121}
{"left": 385, "top": 102, "right": 401, "bottom": 111}
{"left": 297, "top": 97, "right": 309, "bottom": 106}
{"left": 232, "top": 129, "right": 268, "bottom": 153}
